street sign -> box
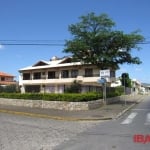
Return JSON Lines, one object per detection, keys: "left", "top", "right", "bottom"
{"left": 100, "top": 69, "right": 110, "bottom": 77}
{"left": 97, "top": 78, "right": 107, "bottom": 84}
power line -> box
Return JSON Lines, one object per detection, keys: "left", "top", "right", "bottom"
{"left": 0, "top": 40, "right": 65, "bottom": 42}
{"left": 0, "top": 40, "right": 65, "bottom": 46}
{"left": 1, "top": 43, "right": 64, "bottom": 46}
{"left": 0, "top": 40, "right": 150, "bottom": 46}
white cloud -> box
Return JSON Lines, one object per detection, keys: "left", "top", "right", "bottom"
{"left": 0, "top": 44, "right": 4, "bottom": 49}
{"left": 135, "top": 67, "right": 142, "bottom": 72}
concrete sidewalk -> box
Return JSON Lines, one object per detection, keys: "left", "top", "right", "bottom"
{"left": 0, "top": 94, "right": 148, "bottom": 121}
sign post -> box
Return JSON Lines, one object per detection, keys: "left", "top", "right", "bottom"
{"left": 97, "top": 77, "right": 107, "bottom": 104}
{"left": 98, "top": 69, "right": 110, "bottom": 104}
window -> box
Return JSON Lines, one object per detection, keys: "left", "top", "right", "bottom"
{"left": 1, "top": 77, "right": 5, "bottom": 81}
{"left": 61, "top": 70, "right": 69, "bottom": 78}
{"left": 25, "top": 85, "right": 40, "bottom": 93}
{"left": 71, "top": 69, "right": 78, "bottom": 78}
{"left": 85, "top": 68, "right": 93, "bottom": 77}
{"left": 33, "top": 72, "right": 41, "bottom": 79}
{"left": 23, "top": 73, "right": 30, "bottom": 80}
{"left": 48, "top": 71, "right": 55, "bottom": 79}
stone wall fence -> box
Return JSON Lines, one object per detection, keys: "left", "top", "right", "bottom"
{"left": 0, "top": 95, "right": 141, "bottom": 111}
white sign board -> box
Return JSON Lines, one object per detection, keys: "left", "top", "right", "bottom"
{"left": 100, "top": 69, "right": 110, "bottom": 77}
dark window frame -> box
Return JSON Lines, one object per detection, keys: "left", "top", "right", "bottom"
{"left": 85, "top": 68, "right": 93, "bottom": 77}
{"left": 23, "top": 73, "right": 31, "bottom": 80}
{"left": 48, "top": 71, "right": 56, "bottom": 79}
{"left": 33, "top": 72, "right": 41, "bottom": 79}
{"left": 61, "top": 70, "right": 69, "bottom": 78}
{"left": 71, "top": 69, "right": 78, "bottom": 78}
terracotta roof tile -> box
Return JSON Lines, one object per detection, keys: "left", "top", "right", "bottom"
{"left": 0, "top": 72, "right": 14, "bottom": 77}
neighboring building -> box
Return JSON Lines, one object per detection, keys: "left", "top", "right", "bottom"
{"left": 131, "top": 79, "right": 142, "bottom": 94}
{"left": 19, "top": 56, "right": 116, "bottom": 93}
{"left": 0, "top": 71, "right": 16, "bottom": 86}
{"left": 111, "top": 77, "right": 143, "bottom": 95}
{"left": 141, "top": 83, "right": 150, "bottom": 94}
{"left": 111, "top": 78, "right": 122, "bottom": 87}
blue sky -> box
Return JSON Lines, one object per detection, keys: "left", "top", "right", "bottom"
{"left": 0, "top": 0, "right": 150, "bottom": 83}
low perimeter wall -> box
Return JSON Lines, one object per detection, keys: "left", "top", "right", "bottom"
{"left": 0, "top": 95, "right": 133, "bottom": 111}
{"left": 0, "top": 98, "right": 103, "bottom": 111}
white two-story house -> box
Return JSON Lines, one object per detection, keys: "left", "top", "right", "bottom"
{"left": 19, "top": 56, "right": 116, "bottom": 93}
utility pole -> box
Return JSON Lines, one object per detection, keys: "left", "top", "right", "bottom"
{"left": 122, "top": 73, "right": 126, "bottom": 106}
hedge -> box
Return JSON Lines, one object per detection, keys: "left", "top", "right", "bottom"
{"left": 0, "top": 86, "right": 123, "bottom": 102}
{"left": 0, "top": 93, "right": 102, "bottom": 102}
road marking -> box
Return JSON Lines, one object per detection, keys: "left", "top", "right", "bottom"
{"left": 121, "top": 112, "right": 137, "bottom": 125}
{"left": 145, "top": 113, "right": 150, "bottom": 125}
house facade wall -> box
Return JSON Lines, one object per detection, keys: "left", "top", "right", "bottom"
{"left": 19, "top": 66, "right": 102, "bottom": 93}
{"left": 19, "top": 58, "right": 116, "bottom": 93}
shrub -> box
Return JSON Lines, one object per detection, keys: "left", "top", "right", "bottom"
{"left": 65, "top": 80, "right": 81, "bottom": 93}
{"left": 0, "top": 92, "right": 102, "bottom": 102}
{"left": 0, "top": 87, "right": 122, "bottom": 102}
{"left": 0, "top": 85, "right": 17, "bottom": 93}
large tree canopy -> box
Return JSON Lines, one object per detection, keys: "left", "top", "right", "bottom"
{"left": 64, "top": 12, "right": 145, "bottom": 69}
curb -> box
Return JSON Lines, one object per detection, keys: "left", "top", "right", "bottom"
{"left": 114, "top": 96, "right": 146, "bottom": 119}
{"left": 115, "top": 103, "right": 136, "bottom": 119}
{"left": 0, "top": 103, "right": 138, "bottom": 122}
{"left": 0, "top": 109, "right": 112, "bottom": 121}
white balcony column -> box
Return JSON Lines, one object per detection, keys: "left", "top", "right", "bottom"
{"left": 59, "top": 70, "right": 62, "bottom": 79}
{"left": 55, "top": 71, "right": 59, "bottom": 79}
{"left": 41, "top": 84, "right": 46, "bottom": 93}
{"left": 42, "top": 70, "right": 47, "bottom": 80}
{"left": 69, "top": 70, "right": 71, "bottom": 78}
{"left": 45, "top": 71, "right": 48, "bottom": 79}
{"left": 55, "top": 85, "right": 58, "bottom": 93}
{"left": 20, "top": 85, "right": 25, "bottom": 93}
{"left": 31, "top": 72, "right": 33, "bottom": 80}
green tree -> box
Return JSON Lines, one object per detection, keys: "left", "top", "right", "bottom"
{"left": 65, "top": 80, "right": 81, "bottom": 93}
{"left": 64, "top": 12, "right": 145, "bottom": 69}
{"left": 121, "top": 73, "right": 131, "bottom": 88}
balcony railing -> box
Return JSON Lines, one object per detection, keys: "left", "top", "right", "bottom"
{"left": 22, "top": 74, "right": 100, "bottom": 80}
{"left": 83, "top": 74, "right": 99, "bottom": 77}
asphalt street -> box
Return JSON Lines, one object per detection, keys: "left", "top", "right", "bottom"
{"left": 54, "top": 96, "right": 150, "bottom": 150}
{"left": 0, "top": 95, "right": 149, "bottom": 150}
{"left": 0, "top": 111, "right": 100, "bottom": 150}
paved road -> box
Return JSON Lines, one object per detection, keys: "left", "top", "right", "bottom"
{"left": 54, "top": 96, "right": 150, "bottom": 150}
{"left": 0, "top": 113, "right": 101, "bottom": 150}
{"left": 0, "top": 95, "right": 149, "bottom": 150}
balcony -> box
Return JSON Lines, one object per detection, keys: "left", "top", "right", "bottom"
{"left": 83, "top": 74, "right": 99, "bottom": 77}
{"left": 0, "top": 80, "right": 16, "bottom": 85}
{"left": 21, "top": 75, "right": 99, "bottom": 85}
